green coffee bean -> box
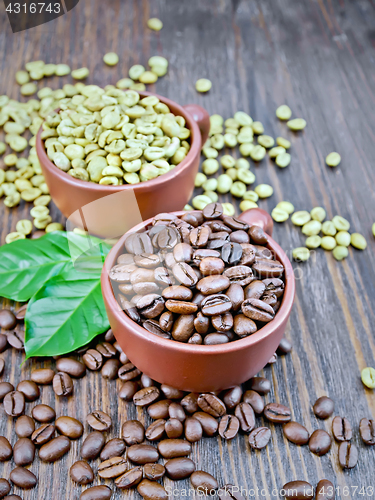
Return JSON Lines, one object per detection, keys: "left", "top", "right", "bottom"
{"left": 257, "top": 135, "right": 274, "bottom": 148}
{"left": 235, "top": 158, "right": 250, "bottom": 170}
{"left": 4, "top": 192, "right": 21, "bottom": 208}
{"left": 195, "top": 78, "right": 212, "bottom": 93}
{"left": 202, "top": 146, "right": 218, "bottom": 159}
{"left": 128, "top": 65, "right": 145, "bottom": 80}
{"left": 5, "top": 232, "right": 26, "bottom": 244}
{"left": 124, "top": 172, "right": 140, "bottom": 184}
{"left": 321, "top": 221, "right": 337, "bottom": 236}
{"left": 269, "top": 146, "right": 286, "bottom": 159}
{"left": 271, "top": 208, "right": 289, "bottom": 222}
{"left": 321, "top": 236, "right": 337, "bottom": 250}
{"left": 239, "top": 143, "right": 255, "bottom": 157}
{"left": 21, "top": 83, "right": 37, "bottom": 96}
{"left": 335, "top": 231, "right": 351, "bottom": 247}
{"left": 254, "top": 184, "right": 273, "bottom": 198}
{"left": 210, "top": 134, "right": 225, "bottom": 150}
{"left": 361, "top": 367, "right": 375, "bottom": 389}
{"left": 287, "top": 118, "right": 306, "bottom": 131}
{"left": 5, "top": 154, "right": 17, "bottom": 166}
{"left": 116, "top": 78, "right": 133, "bottom": 89}
{"left": 55, "top": 64, "right": 71, "bottom": 76}
{"left": 220, "top": 155, "right": 236, "bottom": 169}
{"left": 34, "top": 195, "right": 51, "bottom": 206}
{"left": 71, "top": 68, "right": 89, "bottom": 80}
{"left": 311, "top": 207, "right": 326, "bottom": 222}
{"left": 217, "top": 174, "right": 233, "bottom": 194}
{"left": 276, "top": 201, "right": 294, "bottom": 214}
{"left": 139, "top": 71, "right": 158, "bottom": 84}
{"left": 239, "top": 200, "right": 258, "bottom": 211}
{"left": 250, "top": 145, "right": 266, "bottom": 162}
{"left": 25, "top": 60, "right": 44, "bottom": 72}
{"left": 148, "top": 56, "right": 168, "bottom": 69}
{"left": 103, "top": 52, "right": 119, "bottom": 66}
{"left": 302, "top": 220, "right": 322, "bottom": 236}
{"left": 237, "top": 169, "right": 255, "bottom": 185}
{"left": 202, "top": 159, "right": 219, "bottom": 175}
{"left": 16, "top": 219, "right": 33, "bottom": 235}
{"left": 130, "top": 82, "right": 146, "bottom": 91}
{"left": 43, "top": 64, "right": 56, "bottom": 76}
{"left": 251, "top": 121, "right": 264, "bottom": 135}
{"left": 53, "top": 152, "right": 71, "bottom": 172}
{"left": 291, "top": 210, "right": 311, "bottom": 226}
{"left": 45, "top": 222, "right": 64, "bottom": 233}
{"left": 202, "top": 178, "right": 218, "bottom": 192}
{"left": 210, "top": 114, "right": 224, "bottom": 126}
{"left": 305, "top": 235, "right": 321, "bottom": 249}
{"left": 225, "top": 127, "right": 239, "bottom": 136}
{"left": 204, "top": 190, "right": 219, "bottom": 203}
{"left": 234, "top": 111, "right": 252, "bottom": 126}
{"left": 147, "top": 17, "right": 163, "bottom": 30}
{"left": 332, "top": 215, "right": 350, "bottom": 231}
{"left": 332, "top": 245, "right": 348, "bottom": 261}
{"left": 243, "top": 190, "right": 259, "bottom": 202}
{"left": 192, "top": 194, "right": 212, "bottom": 210}
{"left": 276, "top": 137, "right": 291, "bottom": 149}
{"left": 292, "top": 247, "right": 310, "bottom": 262}
{"left": 16, "top": 70, "right": 30, "bottom": 85}
{"left": 275, "top": 152, "right": 291, "bottom": 168}
{"left": 325, "top": 152, "right": 341, "bottom": 167}
{"left": 184, "top": 204, "right": 193, "bottom": 211}
{"left": 222, "top": 203, "right": 235, "bottom": 216}
{"left": 230, "top": 181, "right": 247, "bottom": 198}
{"left": 237, "top": 129, "right": 253, "bottom": 143}
{"left": 226, "top": 168, "right": 237, "bottom": 181}
{"left": 21, "top": 188, "right": 42, "bottom": 202}
{"left": 350, "top": 233, "right": 367, "bottom": 250}
{"left": 224, "top": 133, "right": 237, "bottom": 148}
{"left": 276, "top": 105, "right": 292, "bottom": 121}
{"left": 34, "top": 215, "right": 52, "bottom": 229}
{"left": 30, "top": 206, "right": 49, "bottom": 218}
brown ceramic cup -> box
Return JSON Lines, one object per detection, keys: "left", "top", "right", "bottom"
{"left": 36, "top": 92, "right": 210, "bottom": 238}
{"left": 101, "top": 208, "right": 295, "bottom": 392}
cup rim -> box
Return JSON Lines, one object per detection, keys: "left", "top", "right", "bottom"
{"left": 36, "top": 91, "right": 201, "bottom": 193}
{"left": 101, "top": 209, "right": 296, "bottom": 355}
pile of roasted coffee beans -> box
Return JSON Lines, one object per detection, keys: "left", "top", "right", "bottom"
{"left": 110, "top": 203, "right": 285, "bottom": 345}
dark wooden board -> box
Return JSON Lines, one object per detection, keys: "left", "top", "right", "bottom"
{"left": 0, "top": 0, "right": 375, "bottom": 498}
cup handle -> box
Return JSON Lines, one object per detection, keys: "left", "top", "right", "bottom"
{"left": 238, "top": 208, "right": 274, "bottom": 237}
{"left": 183, "top": 104, "right": 210, "bottom": 146}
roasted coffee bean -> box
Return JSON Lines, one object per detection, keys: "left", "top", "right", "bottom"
{"left": 224, "top": 283, "right": 244, "bottom": 311}
{"left": 207, "top": 238, "right": 229, "bottom": 249}
{"left": 332, "top": 416, "right": 352, "bottom": 442}
{"left": 140, "top": 374, "right": 155, "bottom": 388}
{"left": 53, "top": 372, "right": 73, "bottom": 397}
{"left": 282, "top": 481, "right": 314, "bottom": 500}
{"left": 193, "top": 412, "right": 218, "bottom": 436}
{"left": 165, "top": 418, "right": 184, "bottom": 438}
{"left": 134, "top": 253, "right": 161, "bottom": 269}
{"left": 223, "top": 266, "right": 254, "bottom": 286}
{"left": 81, "top": 431, "right": 106, "bottom": 460}
{"left": 31, "top": 424, "right": 55, "bottom": 445}
{"left": 262, "top": 291, "right": 278, "bottom": 307}
{"left": 0, "top": 382, "right": 14, "bottom": 401}
{"left": 222, "top": 386, "right": 242, "bottom": 409}
{"left": 242, "top": 298, "right": 274, "bottom": 322}
{"left": 39, "top": 435, "right": 70, "bottom": 462}
{"left": 209, "top": 220, "right": 232, "bottom": 233}
{"left": 118, "top": 381, "right": 139, "bottom": 400}
{"left": 0, "top": 436, "right": 12, "bottom": 461}
{"left": 277, "top": 337, "right": 293, "bottom": 355}
{"left": 55, "top": 416, "right": 83, "bottom": 439}
{"left": 253, "top": 259, "right": 284, "bottom": 278}
{"left": 198, "top": 394, "right": 226, "bottom": 417}
{"left": 145, "top": 419, "right": 166, "bottom": 441}
{"left": 212, "top": 312, "right": 233, "bottom": 332}
{"left": 137, "top": 479, "right": 168, "bottom": 499}
{"left": 87, "top": 410, "right": 111, "bottom": 431}
{"left": 119, "top": 296, "right": 141, "bottom": 323}
{"left": 152, "top": 226, "right": 179, "bottom": 250}
{"left": 188, "top": 333, "right": 202, "bottom": 344}
{"left": 130, "top": 267, "right": 155, "bottom": 285}
{"left": 172, "top": 262, "right": 198, "bottom": 287}
{"left": 190, "top": 226, "right": 211, "bottom": 248}
{"left": 98, "top": 456, "right": 127, "bottom": 478}
{"left": 165, "top": 457, "right": 195, "bottom": 480}
{"left": 190, "top": 470, "right": 218, "bottom": 494}
{"left": 118, "top": 362, "right": 141, "bottom": 381}
{"left": 96, "top": 342, "right": 116, "bottom": 358}
{"left": 181, "top": 393, "right": 199, "bottom": 414}
{"left": 264, "top": 403, "right": 291, "bottom": 423}
{"left": 193, "top": 313, "right": 210, "bottom": 335}
{"left": 315, "top": 479, "right": 335, "bottom": 500}
{"left": 244, "top": 280, "right": 265, "bottom": 300}
{"left": 199, "top": 257, "right": 225, "bottom": 277}
{"left": 127, "top": 444, "right": 159, "bottom": 464}
{"left": 218, "top": 484, "right": 246, "bottom": 500}
{"left": 80, "top": 485, "right": 112, "bottom": 500}
{"left": 16, "top": 380, "right": 39, "bottom": 402}
{"left": 173, "top": 242, "right": 193, "bottom": 263}
{"left": 204, "top": 333, "right": 229, "bottom": 345}
{"left": 203, "top": 202, "right": 223, "bottom": 219}
{"left": 110, "top": 263, "right": 137, "bottom": 283}
{"left": 30, "top": 368, "right": 54, "bottom": 385}
{"left": 165, "top": 300, "right": 198, "bottom": 314}
{"left": 254, "top": 245, "right": 273, "bottom": 259}
{"left": 100, "top": 438, "right": 126, "bottom": 461}
{"left": 230, "top": 230, "right": 250, "bottom": 244}
{"left": 9, "top": 467, "right": 37, "bottom": 489}
{"left": 102, "top": 359, "right": 121, "bottom": 379}
{"left": 158, "top": 439, "right": 192, "bottom": 458}
{"left": 249, "top": 225, "right": 268, "bottom": 245}
{"left": 221, "top": 242, "right": 243, "bottom": 265}
{"left": 116, "top": 466, "right": 143, "bottom": 489}
{"left": 184, "top": 417, "right": 203, "bottom": 442}
{"left": 162, "top": 285, "right": 193, "bottom": 301}
{"left": 238, "top": 243, "right": 256, "bottom": 266}
{"left": 360, "top": 418, "right": 375, "bottom": 445}
{"left": 56, "top": 358, "right": 86, "bottom": 378}
{"left": 137, "top": 294, "right": 165, "bottom": 319}
{"left": 193, "top": 249, "right": 221, "bottom": 265}
{"left": 122, "top": 420, "right": 145, "bottom": 445}
{"left": 32, "top": 404, "right": 55, "bottom": 422}
{"left": 160, "top": 385, "right": 185, "bottom": 399}
{"left": 219, "top": 414, "right": 239, "bottom": 440}
{"left": 133, "top": 386, "right": 160, "bottom": 407}
{"left": 201, "top": 294, "right": 232, "bottom": 316}
{"left": 6, "top": 330, "right": 24, "bottom": 350}
{"left": 83, "top": 349, "right": 103, "bottom": 370}
{"left": 243, "top": 390, "right": 264, "bottom": 414}
{"left": 171, "top": 314, "right": 195, "bottom": 342}
{"left": 0, "top": 334, "right": 8, "bottom": 353}
{"left": 248, "top": 376, "right": 271, "bottom": 395}
{"left": 154, "top": 266, "right": 174, "bottom": 287}
{"left": 233, "top": 314, "right": 257, "bottom": 338}
{"left": 70, "top": 460, "right": 94, "bottom": 485}
{"left": 181, "top": 212, "right": 202, "bottom": 227}
{"left": 338, "top": 441, "right": 358, "bottom": 469}
{"left": 143, "top": 319, "right": 171, "bottom": 339}
{"left": 0, "top": 309, "right": 16, "bottom": 330}
{"left": 168, "top": 402, "right": 186, "bottom": 421}
{"left": 147, "top": 399, "right": 172, "bottom": 420}
{"left": 0, "top": 479, "right": 10, "bottom": 497}
{"left": 308, "top": 429, "right": 332, "bottom": 456}
{"left": 144, "top": 463, "right": 165, "bottom": 481}
{"left": 283, "top": 422, "right": 310, "bottom": 445}
{"left": 126, "top": 232, "right": 153, "bottom": 254}
{"left": 13, "top": 438, "right": 35, "bottom": 466}
{"left": 159, "top": 311, "right": 174, "bottom": 332}
{"left": 235, "top": 403, "right": 255, "bottom": 432}
{"left": 4, "top": 391, "right": 25, "bottom": 417}
{"left": 3, "top": 495, "right": 22, "bottom": 500}
{"left": 313, "top": 396, "right": 334, "bottom": 419}
{"left": 263, "top": 277, "right": 285, "bottom": 296}
{"left": 248, "top": 427, "right": 271, "bottom": 449}
{"left": 222, "top": 216, "right": 248, "bottom": 231}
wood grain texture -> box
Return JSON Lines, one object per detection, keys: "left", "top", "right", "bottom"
{"left": 0, "top": 0, "right": 375, "bottom": 498}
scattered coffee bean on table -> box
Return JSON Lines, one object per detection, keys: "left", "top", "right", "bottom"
{"left": 264, "top": 403, "right": 291, "bottom": 423}
{"left": 315, "top": 479, "right": 335, "bottom": 500}
{"left": 100, "top": 438, "right": 126, "bottom": 460}
{"left": 313, "top": 396, "right": 334, "bottom": 419}
{"left": 81, "top": 431, "right": 106, "bottom": 460}
{"left": 3, "top": 391, "right": 25, "bottom": 417}
{"left": 359, "top": 418, "right": 375, "bottom": 445}
{"left": 122, "top": 420, "right": 145, "bottom": 445}
{"left": 0, "top": 309, "right": 17, "bottom": 330}
{"left": 39, "top": 435, "right": 71, "bottom": 462}
{"left": 16, "top": 380, "right": 40, "bottom": 401}
{"left": 0, "top": 479, "right": 10, "bottom": 497}
{"left": 115, "top": 466, "right": 143, "bottom": 489}
{"left": 70, "top": 460, "right": 94, "bottom": 485}
{"left": 0, "top": 436, "right": 12, "bottom": 461}
{"left": 248, "top": 427, "right": 271, "bottom": 449}
{"left": 190, "top": 470, "right": 218, "bottom": 494}
{"left": 338, "top": 441, "right": 358, "bottom": 469}
{"left": 283, "top": 422, "right": 310, "bottom": 445}
{"left": 332, "top": 416, "right": 352, "bottom": 442}
{"left": 30, "top": 368, "right": 55, "bottom": 385}
{"left": 79, "top": 485, "right": 112, "bottom": 500}
{"left": 31, "top": 404, "right": 55, "bottom": 422}
{"left": 9, "top": 466, "right": 37, "bottom": 489}
{"left": 308, "top": 429, "right": 332, "bottom": 456}
{"left": 137, "top": 479, "right": 168, "bottom": 500}
{"left": 282, "top": 480, "right": 314, "bottom": 500}
{"left": 31, "top": 423, "right": 55, "bottom": 446}
{"left": 13, "top": 437, "right": 35, "bottom": 466}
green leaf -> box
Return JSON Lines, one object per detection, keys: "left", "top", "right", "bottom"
{"left": 0, "top": 231, "right": 111, "bottom": 302}
{"left": 24, "top": 263, "right": 110, "bottom": 359}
